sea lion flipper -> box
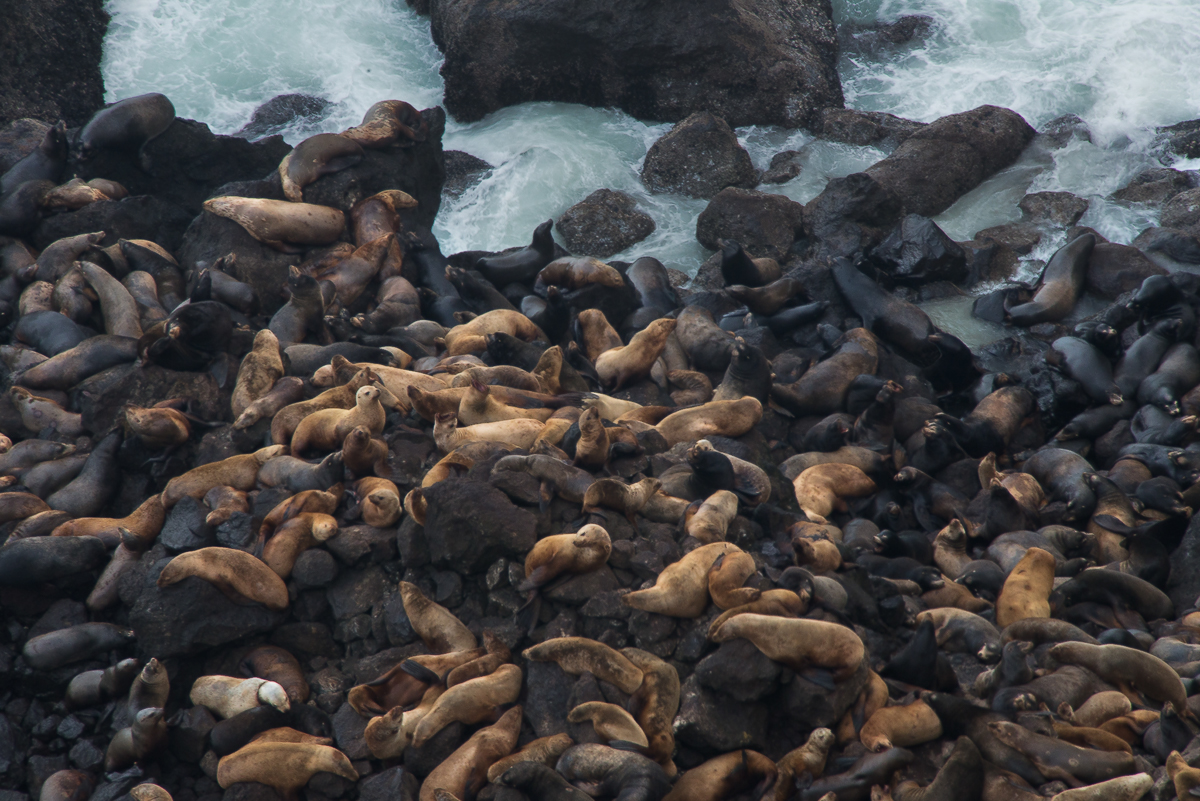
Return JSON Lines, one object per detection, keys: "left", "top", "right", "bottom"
{"left": 398, "top": 660, "right": 440, "bottom": 685}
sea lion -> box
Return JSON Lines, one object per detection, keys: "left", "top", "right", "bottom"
{"left": 987, "top": 721, "right": 1136, "bottom": 787}
{"left": 675, "top": 305, "right": 736, "bottom": 371}
{"left": 580, "top": 476, "right": 662, "bottom": 522}
{"left": 522, "top": 638, "right": 644, "bottom": 694}
{"left": 773, "top": 328, "right": 880, "bottom": 416}
{"left": 354, "top": 476, "right": 401, "bottom": 527}
{"left": 1, "top": 121, "right": 67, "bottom": 195}
{"left": 433, "top": 412, "right": 545, "bottom": 452}
{"left": 556, "top": 744, "right": 672, "bottom": 801}
{"left": 792, "top": 464, "right": 877, "bottom": 525}
{"left": 22, "top": 622, "right": 135, "bottom": 670}
{"left": 773, "top": 729, "right": 836, "bottom": 801}
{"left": 420, "top": 706, "right": 522, "bottom": 801}
{"left": 398, "top": 580, "right": 477, "bottom": 653}
{"left": 16, "top": 335, "right": 139, "bottom": 391}
{"left": 342, "top": 100, "right": 428, "bottom": 147}
{"left": 623, "top": 541, "right": 738, "bottom": 618}
{"left": 619, "top": 647, "right": 680, "bottom": 774}
{"left": 77, "top": 261, "right": 142, "bottom": 338}
{"left": 494, "top": 762, "right": 590, "bottom": 800}
{"left": 476, "top": 220, "right": 556, "bottom": 285}
{"left": 38, "top": 769, "right": 95, "bottom": 801}
{"left": 831, "top": 258, "right": 944, "bottom": 365}
{"left": 1049, "top": 642, "right": 1188, "bottom": 714}
{"left": 203, "top": 196, "right": 346, "bottom": 252}
{"left": 191, "top": 676, "right": 290, "bottom": 719}
{"left": 711, "top": 614, "right": 865, "bottom": 683}
{"left": 536, "top": 256, "right": 625, "bottom": 295}
{"left": 1048, "top": 337, "right": 1124, "bottom": 405}
{"left": 51, "top": 494, "right": 164, "bottom": 548}
{"left": 216, "top": 741, "right": 358, "bottom": 799}
{"left": 0, "top": 534, "right": 109, "bottom": 587}
{"left": 1022, "top": 448, "right": 1096, "bottom": 522}
{"left": 720, "top": 240, "right": 781, "bottom": 286}
{"left": 595, "top": 318, "right": 676, "bottom": 390}
{"left": 487, "top": 734, "right": 576, "bottom": 783}
{"left": 45, "top": 431, "right": 122, "bottom": 518}
{"left": 568, "top": 702, "right": 649, "bottom": 748}
{"left": 860, "top": 701, "right": 944, "bottom": 752}
{"left": 685, "top": 490, "right": 740, "bottom": 544}
{"left": 9, "top": 387, "right": 84, "bottom": 437}
{"left": 663, "top": 750, "right": 777, "bottom": 801}
{"left": 261, "top": 513, "right": 338, "bottom": 578}
{"left": 104, "top": 707, "right": 166, "bottom": 771}
{"left": 240, "top": 645, "right": 308, "bottom": 704}
{"left": 291, "top": 385, "right": 385, "bottom": 454}
{"left": 713, "top": 338, "right": 771, "bottom": 403}
{"left": 520, "top": 524, "right": 611, "bottom": 591}
{"left": 79, "top": 93, "right": 175, "bottom": 163}
{"left": 654, "top": 396, "right": 763, "bottom": 446}
{"left": 122, "top": 403, "right": 191, "bottom": 449}
{"left": 727, "top": 277, "right": 804, "bottom": 316}
{"left": 66, "top": 658, "right": 141, "bottom": 709}
{"left": 231, "top": 329, "right": 284, "bottom": 419}
{"left": 996, "top": 547, "right": 1055, "bottom": 628}
{"left": 204, "top": 487, "right": 251, "bottom": 527}
{"left": 278, "top": 133, "right": 363, "bottom": 201}
{"left": 892, "top": 737, "right": 983, "bottom": 801}
{"left": 1007, "top": 233, "right": 1096, "bottom": 325}
{"left": 129, "top": 785, "right": 172, "bottom": 801}
{"left": 411, "top": 663, "right": 522, "bottom": 747}
{"left": 162, "top": 445, "right": 284, "bottom": 507}
{"left": 348, "top": 648, "right": 484, "bottom": 715}
{"left": 1068, "top": 691, "right": 1133, "bottom": 728}
{"left": 797, "top": 747, "right": 914, "bottom": 801}
{"left": 157, "top": 547, "right": 289, "bottom": 610}
{"left": 259, "top": 486, "right": 343, "bottom": 541}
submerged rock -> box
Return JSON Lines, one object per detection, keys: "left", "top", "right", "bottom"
{"left": 557, "top": 189, "right": 655, "bottom": 257}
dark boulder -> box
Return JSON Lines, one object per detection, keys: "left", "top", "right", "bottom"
{"left": 804, "top": 172, "right": 903, "bottom": 257}
{"left": 1112, "top": 168, "right": 1194, "bottom": 207}
{"left": 694, "top": 639, "right": 781, "bottom": 702}
{"left": 675, "top": 673, "right": 769, "bottom": 753}
{"left": 641, "top": 112, "right": 757, "bottom": 199}
{"left": 1133, "top": 227, "right": 1200, "bottom": 269}
{"left": 696, "top": 188, "right": 805, "bottom": 261}
{"left": 0, "top": 119, "right": 53, "bottom": 174}
{"left": 176, "top": 211, "right": 300, "bottom": 316}
{"left": 557, "top": 189, "right": 655, "bottom": 257}
{"left": 72, "top": 363, "right": 227, "bottom": 434}
{"left": 1161, "top": 189, "right": 1200, "bottom": 238}
{"left": 840, "top": 15, "right": 934, "bottom": 55}
{"left": 358, "top": 767, "right": 419, "bottom": 801}
{"left": 1168, "top": 512, "right": 1200, "bottom": 611}
{"left": 1018, "top": 191, "right": 1089, "bottom": 228}
{"left": 443, "top": 150, "right": 493, "bottom": 199}
{"left": 420, "top": 479, "right": 538, "bottom": 573}
{"left": 32, "top": 195, "right": 193, "bottom": 252}
{"left": 1086, "top": 242, "right": 1168, "bottom": 299}
{"left": 868, "top": 213, "right": 967, "bottom": 285}
{"left": 973, "top": 222, "right": 1041, "bottom": 255}
{"left": 234, "top": 94, "right": 333, "bottom": 141}
{"left": 760, "top": 151, "right": 803, "bottom": 185}
{"left": 1158, "top": 118, "right": 1200, "bottom": 160}
{"left": 1038, "top": 114, "right": 1092, "bottom": 148}
{"left": 428, "top": 0, "right": 842, "bottom": 128}
{"left": 816, "top": 108, "right": 927, "bottom": 150}
{"left": 864, "top": 105, "right": 1036, "bottom": 217}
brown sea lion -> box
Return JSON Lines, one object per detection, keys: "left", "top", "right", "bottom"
{"left": 792, "top": 464, "right": 877, "bottom": 524}
{"left": 595, "top": 318, "right": 676, "bottom": 390}
{"left": 203, "top": 197, "right": 346, "bottom": 252}
{"left": 522, "top": 637, "right": 644, "bottom": 694}
{"left": 261, "top": 513, "right": 338, "bottom": 578}
{"left": 624, "top": 542, "right": 739, "bottom": 618}
{"left": 353, "top": 476, "right": 401, "bottom": 527}
{"left": 711, "top": 614, "right": 865, "bottom": 682}
{"left": 157, "top": 547, "right": 289, "bottom": 610}
{"left": 291, "top": 385, "right": 385, "bottom": 454}
{"left": 216, "top": 742, "right": 358, "bottom": 799}
{"left": 231, "top": 329, "right": 284, "bottom": 420}
{"left": 654, "top": 397, "right": 763, "bottom": 446}
{"left": 486, "top": 734, "right": 575, "bottom": 782}
{"left": 398, "top": 581, "right": 477, "bottom": 653}
{"left": 420, "top": 706, "right": 521, "bottom": 801}
{"left": 662, "top": 750, "right": 777, "bottom": 801}
{"left": 1049, "top": 642, "right": 1188, "bottom": 714}
{"left": 520, "top": 524, "right": 611, "bottom": 591}
{"left": 996, "top": 547, "right": 1055, "bottom": 628}
{"left": 860, "top": 701, "right": 943, "bottom": 751}
{"left": 240, "top": 645, "right": 309, "bottom": 704}
{"left": 341, "top": 100, "right": 428, "bottom": 148}
{"left": 162, "top": 446, "right": 285, "bottom": 507}
{"left": 411, "top": 664, "right": 522, "bottom": 747}
{"left": 278, "top": 133, "right": 363, "bottom": 201}
{"left": 190, "top": 676, "right": 289, "bottom": 719}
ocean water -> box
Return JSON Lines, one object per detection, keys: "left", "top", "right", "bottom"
{"left": 102, "top": 0, "right": 1200, "bottom": 282}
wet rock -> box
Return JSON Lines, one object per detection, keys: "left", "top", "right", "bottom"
{"left": 31, "top": 195, "right": 194, "bottom": 252}
{"left": 176, "top": 209, "right": 297, "bottom": 317}
{"left": 1019, "top": 191, "right": 1089, "bottom": 227}
{"left": 325, "top": 525, "right": 396, "bottom": 566}
{"left": 1112, "top": 168, "right": 1194, "bottom": 207}
{"left": 421, "top": 479, "right": 538, "bottom": 573}
{"left": 695, "top": 639, "right": 781, "bottom": 702}
{"left": 1161, "top": 188, "right": 1200, "bottom": 238}
{"left": 1133, "top": 227, "right": 1200, "bottom": 268}
{"left": 292, "top": 549, "right": 338, "bottom": 589}
{"left": 28, "top": 598, "right": 87, "bottom": 638}
{"left": 1039, "top": 114, "right": 1092, "bottom": 148}
{"left": 556, "top": 189, "right": 655, "bottom": 257}
{"left": 307, "top": 772, "right": 352, "bottom": 798}
{"left": 868, "top": 213, "right": 967, "bottom": 285}
{"left": 865, "top": 105, "right": 1037, "bottom": 218}
{"left": 429, "top": 0, "right": 842, "bottom": 129}
{"left": 359, "top": 767, "right": 419, "bottom": 801}
{"left": 804, "top": 172, "right": 904, "bottom": 257}
{"left": 959, "top": 239, "right": 1020, "bottom": 285}
{"left": 675, "top": 673, "right": 768, "bottom": 753}
{"left": 73, "top": 363, "right": 227, "bottom": 436}
{"left": 1086, "top": 242, "right": 1168, "bottom": 299}
{"left": 1159, "top": 118, "right": 1200, "bottom": 160}
{"left": 641, "top": 113, "right": 757, "bottom": 200}
{"left": 234, "top": 94, "right": 333, "bottom": 140}
{"left": 816, "top": 108, "right": 927, "bottom": 149}
{"left": 171, "top": 705, "right": 217, "bottom": 763}
{"left": 696, "top": 188, "right": 806, "bottom": 261}
{"left": 760, "top": 151, "right": 803, "bottom": 185}
{"left": 974, "top": 222, "right": 1041, "bottom": 255}
{"left": 326, "top": 566, "right": 389, "bottom": 621}
{"left": 442, "top": 150, "right": 493, "bottom": 199}
{"left": 841, "top": 15, "right": 934, "bottom": 53}
{"left": 331, "top": 702, "right": 370, "bottom": 761}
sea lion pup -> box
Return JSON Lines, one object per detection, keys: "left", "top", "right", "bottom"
{"left": 519, "top": 524, "right": 611, "bottom": 591}
{"left": 278, "top": 132, "right": 363, "bottom": 201}
{"left": 105, "top": 706, "right": 167, "bottom": 771}
{"left": 654, "top": 396, "right": 763, "bottom": 446}
{"left": 595, "top": 318, "right": 676, "bottom": 390}
{"left": 581, "top": 476, "right": 662, "bottom": 522}
{"left": 261, "top": 513, "right": 338, "bottom": 578}
{"left": 792, "top": 464, "right": 877, "bottom": 525}
{"left": 420, "top": 706, "right": 522, "bottom": 801}
{"left": 995, "top": 547, "right": 1055, "bottom": 628}
{"left": 494, "top": 762, "right": 591, "bottom": 800}
{"left": 1006, "top": 233, "right": 1096, "bottom": 325}
{"left": 488, "top": 734, "right": 576, "bottom": 782}
{"left": 191, "top": 676, "right": 290, "bottom": 719}
{"left": 341, "top": 426, "right": 389, "bottom": 477}
{"left": 348, "top": 648, "right": 483, "bottom": 716}
{"left": 535, "top": 256, "right": 625, "bottom": 294}
{"left": 443, "top": 308, "right": 547, "bottom": 356}
{"left": 351, "top": 476, "right": 401, "bottom": 527}
{"left": 556, "top": 744, "right": 672, "bottom": 801}
{"left": 708, "top": 550, "right": 761, "bottom": 609}
{"left": 203, "top": 196, "right": 346, "bottom": 252}
{"left": 522, "top": 638, "right": 645, "bottom": 694}
{"left": 157, "top": 547, "right": 289, "bottom": 610}
{"left": 568, "top": 702, "right": 649, "bottom": 748}
{"left": 410, "top": 663, "right": 522, "bottom": 747}
{"left": 291, "top": 385, "right": 384, "bottom": 454}
{"left": 162, "top": 445, "right": 285, "bottom": 507}
{"left": 231, "top": 329, "right": 284, "bottom": 419}
{"left": 719, "top": 239, "right": 781, "bottom": 286}
{"left": 859, "top": 700, "right": 943, "bottom": 751}
{"left": 772, "top": 729, "right": 835, "bottom": 801}
{"left": 623, "top": 541, "right": 739, "bottom": 618}
{"left": 1049, "top": 642, "right": 1188, "bottom": 714}
{"left": 663, "top": 750, "right": 778, "bottom": 801}
{"left": 892, "top": 736, "right": 983, "bottom": 801}
{"left": 9, "top": 386, "right": 84, "bottom": 436}
{"left": 987, "top": 721, "right": 1137, "bottom": 787}
{"left": 234, "top": 376, "right": 305, "bottom": 430}
{"left": 711, "top": 613, "right": 865, "bottom": 684}
{"left": 686, "top": 490, "right": 740, "bottom": 543}
{"left": 217, "top": 741, "right": 358, "bottom": 799}
{"left": 51, "top": 494, "right": 164, "bottom": 548}
{"left": 398, "top": 580, "right": 477, "bottom": 653}
{"left": 22, "top": 623, "right": 136, "bottom": 670}
{"left": 66, "top": 658, "right": 141, "bottom": 709}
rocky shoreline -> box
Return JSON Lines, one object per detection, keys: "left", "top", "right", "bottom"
{"left": 4, "top": 3, "right": 1200, "bottom": 801}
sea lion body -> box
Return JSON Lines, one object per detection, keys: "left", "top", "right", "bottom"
{"left": 79, "top": 93, "right": 175, "bottom": 160}
{"left": 279, "top": 133, "right": 363, "bottom": 201}
{"left": 157, "top": 547, "right": 289, "bottom": 610}
{"left": 1007, "top": 234, "right": 1096, "bottom": 325}
{"left": 860, "top": 701, "right": 943, "bottom": 751}
{"left": 711, "top": 613, "right": 865, "bottom": 681}
{"left": 398, "top": 581, "right": 477, "bottom": 653}
{"left": 216, "top": 742, "right": 358, "bottom": 797}
{"left": 521, "top": 524, "right": 611, "bottom": 590}
{"left": 595, "top": 318, "right": 676, "bottom": 390}
{"left": 793, "top": 463, "right": 877, "bottom": 525}
{"left": 410, "top": 664, "right": 522, "bottom": 747}
{"left": 654, "top": 397, "right": 763, "bottom": 446}
{"left": 522, "top": 637, "right": 644, "bottom": 694}
{"left": 420, "top": 706, "right": 522, "bottom": 801}
{"left": 204, "top": 197, "right": 346, "bottom": 251}
{"left": 624, "top": 541, "right": 738, "bottom": 617}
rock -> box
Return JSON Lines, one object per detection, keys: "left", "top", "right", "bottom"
{"left": 959, "top": 239, "right": 1021, "bottom": 285}
{"left": 56, "top": 715, "right": 84, "bottom": 740}
{"left": 326, "top": 566, "right": 389, "bottom": 621}
{"left": 0, "top": 0, "right": 106, "bottom": 128}
{"left": 695, "top": 639, "right": 782, "bottom": 702}
{"left": 357, "top": 767, "right": 419, "bottom": 801}
{"left": 25, "top": 756, "right": 67, "bottom": 800}
{"left": 0, "top": 119, "right": 51, "bottom": 174}
{"left": 28, "top": 598, "right": 87, "bottom": 637}
{"left": 170, "top": 705, "right": 217, "bottom": 763}
{"left": 67, "top": 738, "right": 104, "bottom": 771}
{"left": 31, "top": 195, "right": 193, "bottom": 252}
{"left": 89, "top": 777, "right": 139, "bottom": 801}
{"left": 331, "top": 702, "right": 370, "bottom": 761}
{"left": 1112, "top": 168, "right": 1194, "bottom": 207}
{"left": 641, "top": 113, "right": 757, "bottom": 199}
{"left": 556, "top": 189, "right": 655, "bottom": 257}
{"left": 325, "top": 525, "right": 397, "bottom": 566}
{"left": 804, "top": 172, "right": 903, "bottom": 256}
{"left": 234, "top": 94, "right": 332, "bottom": 140}
{"left": 865, "top": 105, "right": 1037, "bottom": 218}
{"left": 1086, "top": 243, "right": 1167, "bottom": 299}
{"left": 544, "top": 568, "right": 622, "bottom": 605}
{"left": 403, "top": 721, "right": 464, "bottom": 778}
{"left": 1161, "top": 189, "right": 1200, "bottom": 238}
{"left": 868, "top": 214, "right": 967, "bottom": 285}
{"left": 816, "top": 108, "right": 927, "bottom": 149}
{"left": 840, "top": 15, "right": 933, "bottom": 54}
{"left": 420, "top": 479, "right": 538, "bottom": 573}
{"left": 974, "top": 222, "right": 1041, "bottom": 255}
{"left": 74, "top": 363, "right": 226, "bottom": 435}
{"left": 1158, "top": 118, "right": 1200, "bottom": 160}
{"left": 523, "top": 661, "right": 575, "bottom": 738}
{"left": 428, "top": 0, "right": 842, "bottom": 128}
{"left": 128, "top": 570, "right": 287, "bottom": 658}
{"left": 1132, "top": 228, "right": 1200, "bottom": 268}
{"left": 271, "top": 622, "right": 339, "bottom": 657}
{"left": 695, "top": 188, "right": 805, "bottom": 261}
{"left": 159, "top": 497, "right": 217, "bottom": 552}
{"left": 74, "top": 118, "right": 292, "bottom": 214}
{"left": 1038, "top": 114, "right": 1092, "bottom": 148}
{"left": 292, "top": 549, "right": 338, "bottom": 589}
{"left": 760, "top": 151, "right": 803, "bottom": 185}
{"left": 1018, "top": 191, "right": 1089, "bottom": 227}
{"left": 221, "top": 784, "right": 282, "bottom": 801}
{"left": 780, "top": 658, "right": 870, "bottom": 729}
{"left": 176, "top": 210, "right": 299, "bottom": 316}
{"left": 675, "top": 673, "right": 769, "bottom": 753}
{"left": 1168, "top": 512, "right": 1200, "bottom": 611}
{"left": 442, "top": 151, "right": 493, "bottom": 199}
{"left": 215, "top": 512, "right": 255, "bottom": 550}
{"left": 0, "top": 716, "right": 13, "bottom": 774}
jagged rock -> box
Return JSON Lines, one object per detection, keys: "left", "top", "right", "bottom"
{"left": 780, "top": 658, "right": 870, "bottom": 730}
{"left": 442, "top": 150, "right": 493, "bottom": 199}
{"left": 868, "top": 213, "right": 967, "bottom": 285}
{"left": 72, "top": 363, "right": 227, "bottom": 435}
{"left": 696, "top": 188, "right": 805, "bottom": 260}
{"left": 0, "top": 119, "right": 52, "bottom": 174}
{"left": 420, "top": 479, "right": 538, "bottom": 573}
{"left": 234, "top": 94, "right": 332, "bottom": 140}
{"left": 1168, "top": 512, "right": 1200, "bottom": 612}
{"left": 1086, "top": 243, "right": 1167, "bottom": 299}
{"left": 176, "top": 210, "right": 299, "bottom": 317}
{"left": 641, "top": 113, "right": 757, "bottom": 199}
{"left": 1019, "top": 191, "right": 1089, "bottom": 227}
{"left": 326, "top": 565, "right": 389, "bottom": 621}
{"left": 1039, "top": 114, "right": 1092, "bottom": 148}
{"left": 1112, "top": 168, "right": 1194, "bottom": 207}
{"left": 864, "top": 105, "right": 1037, "bottom": 218}
{"left": 215, "top": 512, "right": 255, "bottom": 550}
{"left": 675, "top": 673, "right": 769, "bottom": 753}
{"left": 840, "top": 15, "right": 934, "bottom": 54}
{"left": 170, "top": 705, "right": 217, "bottom": 763}
{"left": 358, "top": 767, "right": 419, "bottom": 801}
{"left": 974, "top": 222, "right": 1041, "bottom": 255}
{"left": 523, "top": 661, "right": 575, "bottom": 738}
{"left": 331, "top": 702, "right": 370, "bottom": 760}
{"left": 816, "top": 108, "right": 927, "bottom": 149}
{"left": 325, "top": 525, "right": 396, "bottom": 566}
{"left": 1161, "top": 188, "right": 1200, "bottom": 238}
{"left": 695, "top": 639, "right": 781, "bottom": 702}
{"left": 31, "top": 195, "right": 193, "bottom": 252}
{"left": 804, "top": 172, "right": 903, "bottom": 257}
{"left": 292, "top": 549, "right": 339, "bottom": 590}
{"left": 1159, "top": 118, "right": 1200, "bottom": 160}
{"left": 155, "top": 497, "right": 215, "bottom": 552}
{"left": 760, "top": 151, "right": 803, "bottom": 185}
{"left": 428, "top": 0, "right": 842, "bottom": 128}
{"left": 557, "top": 189, "right": 655, "bottom": 257}
{"left": 221, "top": 784, "right": 282, "bottom": 801}
{"left": 271, "top": 622, "right": 338, "bottom": 658}
{"left": 1133, "top": 227, "right": 1200, "bottom": 269}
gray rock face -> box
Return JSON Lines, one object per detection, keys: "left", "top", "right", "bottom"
{"left": 695, "top": 639, "right": 781, "bottom": 701}
{"left": 428, "top": 0, "right": 842, "bottom": 128}
{"left": 557, "top": 189, "right": 655, "bottom": 257}
{"left": 803, "top": 172, "right": 903, "bottom": 257}
{"left": 1112, "top": 168, "right": 1194, "bottom": 207}
{"left": 641, "top": 113, "right": 757, "bottom": 200}
{"left": 868, "top": 213, "right": 967, "bottom": 285}
{"left": 1161, "top": 188, "right": 1200, "bottom": 238}
{"left": 1085, "top": 242, "right": 1167, "bottom": 299}
{"left": 696, "top": 188, "right": 806, "bottom": 261}
{"left": 1019, "top": 191, "right": 1089, "bottom": 228}
{"left": 72, "top": 363, "right": 228, "bottom": 435}
{"left": 1167, "top": 512, "right": 1200, "bottom": 611}
{"left": 420, "top": 479, "right": 538, "bottom": 573}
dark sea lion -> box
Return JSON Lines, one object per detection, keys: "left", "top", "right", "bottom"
{"left": 240, "top": 645, "right": 309, "bottom": 704}
{"left": 495, "top": 762, "right": 591, "bottom": 800}
{"left": 773, "top": 328, "right": 880, "bottom": 416}
{"left": 675, "top": 305, "right": 735, "bottom": 371}
{"left": 22, "top": 622, "right": 136, "bottom": 669}
{"left": 105, "top": 706, "right": 167, "bottom": 771}
{"left": 121, "top": 239, "right": 185, "bottom": 311}
{"left": 991, "top": 664, "right": 1114, "bottom": 715}
{"left": 0, "top": 121, "right": 67, "bottom": 196}
{"left": 270, "top": 270, "right": 328, "bottom": 345}
{"left": 476, "top": 219, "right": 556, "bottom": 285}
{"left": 1006, "top": 233, "right": 1095, "bottom": 325}
{"left": 1022, "top": 448, "right": 1096, "bottom": 522}
{"left": 987, "top": 721, "right": 1136, "bottom": 787}
{"left": 881, "top": 618, "right": 957, "bottom": 691}
{"left": 14, "top": 310, "right": 90, "bottom": 357}
{"left": 893, "top": 736, "right": 982, "bottom": 801}
{"left": 279, "top": 133, "right": 363, "bottom": 201}
{"left": 0, "top": 178, "right": 53, "bottom": 235}
{"left": 719, "top": 240, "right": 781, "bottom": 287}
{"left": 1050, "top": 641, "right": 1187, "bottom": 713}
{"left": 46, "top": 431, "right": 122, "bottom": 517}
{"left": 626, "top": 256, "right": 678, "bottom": 312}
{"left": 79, "top": 93, "right": 176, "bottom": 166}
{"left": 1138, "top": 342, "right": 1200, "bottom": 414}
{"left": 1047, "top": 337, "right": 1123, "bottom": 405}
{"left": 1052, "top": 567, "right": 1173, "bottom": 622}
{"left": 727, "top": 276, "right": 803, "bottom": 316}
{"left": 712, "top": 338, "right": 771, "bottom": 402}
{"left": 922, "top": 691, "right": 1046, "bottom": 787}
{"left": 555, "top": 744, "right": 672, "bottom": 801}
{"left": 1113, "top": 318, "right": 1179, "bottom": 399}
{"left": 832, "top": 258, "right": 940, "bottom": 366}
{"left": 797, "top": 747, "right": 913, "bottom": 801}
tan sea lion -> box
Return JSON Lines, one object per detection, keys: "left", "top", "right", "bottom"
{"left": 996, "top": 547, "right": 1055, "bottom": 628}
{"left": 654, "top": 397, "right": 763, "bottom": 446}
{"left": 353, "top": 476, "right": 402, "bottom": 527}
{"left": 710, "top": 614, "right": 865, "bottom": 682}
{"left": 420, "top": 706, "right": 522, "bottom": 801}
{"left": 278, "top": 133, "right": 363, "bottom": 201}
{"left": 663, "top": 750, "right": 777, "bottom": 801}
{"left": 341, "top": 100, "right": 428, "bottom": 148}
{"left": 231, "top": 329, "right": 284, "bottom": 419}
{"left": 348, "top": 648, "right": 484, "bottom": 716}
{"left": 567, "top": 702, "right": 648, "bottom": 748}
{"left": 443, "top": 309, "right": 546, "bottom": 356}
{"left": 156, "top": 547, "right": 289, "bottom": 610}
{"left": 240, "top": 645, "right": 309, "bottom": 704}
{"left": 216, "top": 741, "right": 358, "bottom": 799}
{"left": 433, "top": 412, "right": 544, "bottom": 452}
{"left": 411, "top": 664, "right": 522, "bottom": 747}
{"left": 1049, "top": 642, "right": 1188, "bottom": 714}
{"left": 190, "top": 676, "right": 289, "bottom": 719}
{"left": 486, "top": 734, "right": 575, "bottom": 782}
{"left": 621, "top": 647, "right": 680, "bottom": 775}
{"left": 685, "top": 490, "right": 740, "bottom": 544}
{"left": 123, "top": 402, "right": 191, "bottom": 449}
{"left": 581, "top": 476, "right": 662, "bottom": 522}
{"left": 204, "top": 486, "right": 250, "bottom": 527}
{"left": 233, "top": 376, "right": 305, "bottom": 430}
{"left": 261, "top": 513, "right": 338, "bottom": 578}
{"left": 706, "top": 589, "right": 809, "bottom": 639}
{"left": 399, "top": 581, "right": 477, "bottom": 653}
{"left": 860, "top": 701, "right": 943, "bottom": 751}
{"left": 1169, "top": 750, "right": 1200, "bottom": 800}
{"left": 521, "top": 524, "right": 611, "bottom": 591}
{"left": 203, "top": 196, "right": 346, "bottom": 252}
{"left": 624, "top": 541, "right": 739, "bottom": 617}
{"left": 162, "top": 445, "right": 285, "bottom": 507}
{"left": 291, "top": 384, "right": 384, "bottom": 454}
{"left": 535, "top": 257, "right": 624, "bottom": 293}
{"left": 707, "top": 550, "right": 760, "bottom": 610}
{"left": 10, "top": 387, "right": 85, "bottom": 437}
{"left": 51, "top": 494, "right": 164, "bottom": 548}
{"left": 595, "top": 318, "right": 676, "bottom": 390}
{"left": 774, "top": 729, "right": 836, "bottom": 801}
{"left": 792, "top": 464, "right": 877, "bottom": 524}
{"left": 522, "top": 637, "right": 644, "bottom": 694}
